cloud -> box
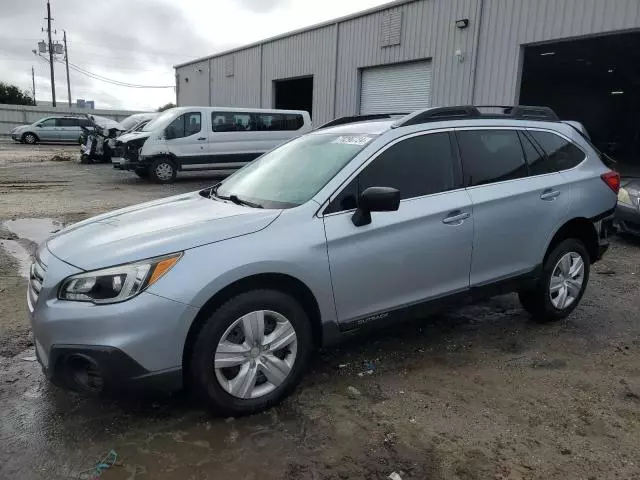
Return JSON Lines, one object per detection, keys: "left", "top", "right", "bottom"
{"left": 0, "top": 0, "right": 389, "bottom": 110}
{"left": 235, "top": 0, "right": 291, "bottom": 13}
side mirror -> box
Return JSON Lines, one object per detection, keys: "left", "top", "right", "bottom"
{"left": 351, "top": 186, "right": 400, "bottom": 227}
{"left": 165, "top": 127, "right": 174, "bottom": 140}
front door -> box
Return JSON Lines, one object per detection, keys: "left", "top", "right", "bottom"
{"left": 323, "top": 131, "right": 474, "bottom": 326}
{"left": 164, "top": 110, "right": 206, "bottom": 167}
{"left": 37, "top": 118, "right": 58, "bottom": 141}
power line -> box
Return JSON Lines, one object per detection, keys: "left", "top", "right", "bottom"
{"left": 63, "top": 59, "right": 174, "bottom": 88}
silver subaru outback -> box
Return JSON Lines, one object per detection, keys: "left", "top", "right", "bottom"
{"left": 28, "top": 106, "right": 618, "bottom": 415}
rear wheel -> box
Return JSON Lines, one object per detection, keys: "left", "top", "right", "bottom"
{"left": 518, "top": 239, "right": 590, "bottom": 322}
{"left": 22, "top": 133, "right": 38, "bottom": 145}
{"left": 149, "top": 158, "right": 177, "bottom": 184}
{"left": 189, "top": 289, "right": 312, "bottom": 416}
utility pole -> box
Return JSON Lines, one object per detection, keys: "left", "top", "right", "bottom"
{"left": 31, "top": 66, "right": 36, "bottom": 105}
{"left": 63, "top": 30, "right": 71, "bottom": 106}
{"left": 46, "top": 0, "right": 56, "bottom": 107}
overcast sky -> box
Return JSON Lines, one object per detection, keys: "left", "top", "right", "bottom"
{"left": 0, "top": 0, "right": 390, "bottom": 111}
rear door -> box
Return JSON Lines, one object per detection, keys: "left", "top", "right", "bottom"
{"left": 455, "top": 128, "right": 571, "bottom": 286}
{"left": 323, "top": 131, "right": 473, "bottom": 325}
{"left": 57, "top": 118, "right": 80, "bottom": 142}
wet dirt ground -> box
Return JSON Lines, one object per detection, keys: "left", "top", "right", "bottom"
{"left": 1, "top": 140, "right": 639, "bottom": 480}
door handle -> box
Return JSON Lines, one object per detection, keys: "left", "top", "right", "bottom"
{"left": 540, "top": 189, "right": 561, "bottom": 201}
{"left": 197, "top": 137, "right": 206, "bottom": 141}
{"left": 443, "top": 211, "right": 470, "bottom": 225}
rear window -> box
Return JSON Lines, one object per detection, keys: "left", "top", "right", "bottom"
{"left": 528, "top": 130, "right": 585, "bottom": 172}
{"left": 457, "top": 130, "right": 528, "bottom": 186}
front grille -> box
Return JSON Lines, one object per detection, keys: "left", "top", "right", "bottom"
{"left": 27, "top": 256, "right": 47, "bottom": 312}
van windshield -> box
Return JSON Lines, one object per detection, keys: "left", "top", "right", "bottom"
{"left": 213, "top": 133, "right": 376, "bottom": 209}
{"left": 142, "top": 109, "right": 176, "bottom": 132}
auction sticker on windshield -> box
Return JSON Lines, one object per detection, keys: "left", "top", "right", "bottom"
{"left": 331, "top": 135, "right": 373, "bottom": 146}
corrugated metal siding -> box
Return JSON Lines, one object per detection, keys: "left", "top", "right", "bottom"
{"left": 261, "top": 24, "right": 338, "bottom": 123}
{"left": 474, "top": 0, "right": 640, "bottom": 104}
{"left": 176, "top": 0, "right": 640, "bottom": 122}
{"left": 360, "top": 61, "right": 432, "bottom": 114}
{"left": 335, "top": 0, "right": 479, "bottom": 119}
{"left": 176, "top": 60, "right": 209, "bottom": 106}
{"left": 209, "top": 47, "right": 261, "bottom": 107}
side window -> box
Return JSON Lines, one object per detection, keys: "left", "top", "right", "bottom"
{"left": 528, "top": 130, "right": 585, "bottom": 172}
{"left": 166, "top": 112, "right": 201, "bottom": 139}
{"left": 58, "top": 118, "right": 79, "bottom": 127}
{"left": 78, "top": 119, "right": 91, "bottom": 128}
{"left": 211, "top": 112, "right": 253, "bottom": 132}
{"left": 325, "top": 133, "right": 455, "bottom": 214}
{"left": 257, "top": 113, "right": 304, "bottom": 131}
{"left": 519, "top": 131, "right": 551, "bottom": 175}
{"left": 39, "top": 118, "right": 57, "bottom": 127}
{"left": 184, "top": 112, "right": 201, "bottom": 136}
{"left": 457, "top": 130, "right": 528, "bottom": 186}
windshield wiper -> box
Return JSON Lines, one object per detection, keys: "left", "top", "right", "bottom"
{"left": 217, "top": 192, "right": 263, "bottom": 209}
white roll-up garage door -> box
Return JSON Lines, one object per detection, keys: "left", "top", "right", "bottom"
{"left": 359, "top": 61, "right": 432, "bottom": 115}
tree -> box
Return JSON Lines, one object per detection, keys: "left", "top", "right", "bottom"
{"left": 0, "top": 82, "right": 35, "bottom": 106}
{"left": 157, "top": 102, "right": 176, "bottom": 112}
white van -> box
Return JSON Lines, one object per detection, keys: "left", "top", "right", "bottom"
{"left": 113, "top": 107, "right": 312, "bottom": 183}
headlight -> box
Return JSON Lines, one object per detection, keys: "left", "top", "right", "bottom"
{"left": 58, "top": 253, "right": 182, "bottom": 304}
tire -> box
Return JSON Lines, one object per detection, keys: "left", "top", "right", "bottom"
{"left": 22, "top": 133, "right": 38, "bottom": 145}
{"left": 189, "top": 289, "right": 313, "bottom": 416}
{"left": 518, "top": 238, "right": 590, "bottom": 322}
{"left": 80, "top": 154, "right": 92, "bottom": 164}
{"left": 148, "top": 157, "right": 177, "bottom": 184}
{"left": 134, "top": 168, "right": 150, "bottom": 179}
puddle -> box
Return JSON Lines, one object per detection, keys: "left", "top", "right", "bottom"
{"left": 0, "top": 239, "right": 31, "bottom": 278}
{"left": 2, "top": 218, "right": 59, "bottom": 245}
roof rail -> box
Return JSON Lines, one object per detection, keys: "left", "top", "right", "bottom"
{"left": 317, "top": 113, "right": 408, "bottom": 130}
{"left": 393, "top": 105, "right": 559, "bottom": 128}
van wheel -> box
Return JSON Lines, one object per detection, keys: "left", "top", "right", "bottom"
{"left": 189, "top": 290, "right": 312, "bottom": 416}
{"left": 80, "top": 154, "right": 92, "bottom": 164}
{"left": 518, "top": 239, "right": 590, "bottom": 322}
{"left": 149, "top": 158, "right": 177, "bottom": 184}
{"left": 22, "top": 133, "right": 38, "bottom": 145}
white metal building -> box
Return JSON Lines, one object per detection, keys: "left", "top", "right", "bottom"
{"left": 175, "top": 0, "right": 640, "bottom": 164}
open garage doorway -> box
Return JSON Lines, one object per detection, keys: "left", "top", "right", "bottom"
{"left": 273, "top": 76, "right": 313, "bottom": 119}
{"left": 520, "top": 32, "right": 640, "bottom": 171}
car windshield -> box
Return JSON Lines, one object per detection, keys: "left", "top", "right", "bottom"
{"left": 142, "top": 109, "right": 176, "bottom": 132}
{"left": 120, "top": 115, "right": 143, "bottom": 131}
{"left": 214, "top": 133, "right": 376, "bottom": 208}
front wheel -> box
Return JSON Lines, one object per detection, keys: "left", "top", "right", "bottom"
{"left": 149, "top": 158, "right": 177, "bottom": 184}
{"left": 519, "top": 239, "right": 590, "bottom": 322}
{"left": 22, "top": 133, "right": 38, "bottom": 145}
{"left": 189, "top": 290, "right": 312, "bottom": 416}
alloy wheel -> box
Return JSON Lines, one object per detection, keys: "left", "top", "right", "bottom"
{"left": 24, "top": 134, "right": 36, "bottom": 144}
{"left": 214, "top": 310, "right": 298, "bottom": 399}
{"left": 549, "top": 252, "right": 585, "bottom": 309}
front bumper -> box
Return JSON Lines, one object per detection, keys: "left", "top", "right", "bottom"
{"left": 29, "top": 247, "right": 199, "bottom": 393}
{"left": 615, "top": 202, "right": 640, "bottom": 236}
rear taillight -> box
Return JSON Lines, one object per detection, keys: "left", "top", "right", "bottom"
{"left": 601, "top": 171, "right": 620, "bottom": 194}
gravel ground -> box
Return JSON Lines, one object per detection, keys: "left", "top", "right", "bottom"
{"left": 1, "top": 141, "right": 639, "bottom": 480}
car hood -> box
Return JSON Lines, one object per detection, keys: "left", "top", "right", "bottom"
{"left": 47, "top": 191, "right": 281, "bottom": 270}
{"left": 117, "top": 131, "right": 152, "bottom": 142}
